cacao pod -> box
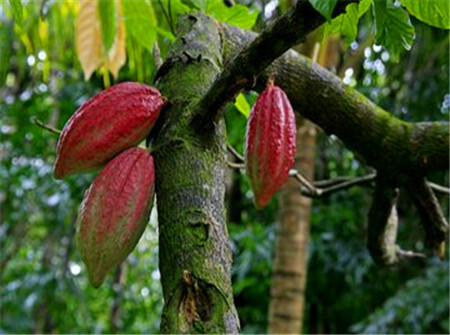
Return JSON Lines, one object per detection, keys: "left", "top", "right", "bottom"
{"left": 54, "top": 82, "right": 165, "bottom": 179}
{"left": 245, "top": 82, "right": 296, "bottom": 208}
{"left": 76, "top": 147, "right": 155, "bottom": 287}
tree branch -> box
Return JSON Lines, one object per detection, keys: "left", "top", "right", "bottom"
{"left": 226, "top": 143, "right": 244, "bottom": 162}
{"left": 428, "top": 181, "right": 450, "bottom": 195}
{"left": 290, "top": 170, "right": 375, "bottom": 198}
{"left": 367, "top": 176, "right": 426, "bottom": 266}
{"left": 192, "top": 0, "right": 358, "bottom": 130}
{"left": 405, "top": 177, "right": 449, "bottom": 258}
{"left": 217, "top": 23, "right": 449, "bottom": 176}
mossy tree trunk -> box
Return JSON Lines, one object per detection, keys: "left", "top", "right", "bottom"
{"left": 153, "top": 8, "right": 448, "bottom": 333}
{"left": 154, "top": 14, "right": 239, "bottom": 333}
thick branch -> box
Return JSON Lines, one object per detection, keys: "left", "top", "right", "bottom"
{"left": 193, "top": 0, "right": 357, "bottom": 129}
{"left": 219, "top": 24, "right": 449, "bottom": 175}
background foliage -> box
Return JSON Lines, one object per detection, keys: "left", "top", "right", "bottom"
{"left": 1, "top": 0, "right": 448, "bottom": 333}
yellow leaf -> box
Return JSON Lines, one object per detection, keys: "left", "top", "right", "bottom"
{"left": 106, "top": 0, "right": 126, "bottom": 79}
{"left": 76, "top": 0, "right": 102, "bottom": 80}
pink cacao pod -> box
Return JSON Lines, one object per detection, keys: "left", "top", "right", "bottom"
{"left": 54, "top": 82, "right": 165, "bottom": 179}
{"left": 245, "top": 82, "right": 296, "bottom": 208}
{"left": 76, "top": 147, "right": 155, "bottom": 287}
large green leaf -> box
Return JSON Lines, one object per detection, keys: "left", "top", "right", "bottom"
{"left": 98, "top": 0, "right": 117, "bottom": 53}
{"left": 205, "top": 1, "right": 258, "bottom": 30}
{"left": 9, "top": 0, "right": 23, "bottom": 26}
{"left": 373, "top": 0, "right": 415, "bottom": 62}
{"left": 309, "top": 0, "right": 337, "bottom": 22}
{"left": 400, "top": 0, "right": 449, "bottom": 29}
{"left": 180, "top": 0, "right": 206, "bottom": 11}
{"left": 122, "top": 0, "right": 158, "bottom": 51}
{"left": 324, "top": 0, "right": 372, "bottom": 44}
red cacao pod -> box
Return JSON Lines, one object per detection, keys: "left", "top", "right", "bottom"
{"left": 245, "top": 83, "right": 296, "bottom": 208}
{"left": 54, "top": 82, "right": 164, "bottom": 179}
{"left": 76, "top": 147, "right": 155, "bottom": 287}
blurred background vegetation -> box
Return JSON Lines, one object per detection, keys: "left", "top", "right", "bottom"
{"left": 0, "top": 0, "right": 448, "bottom": 334}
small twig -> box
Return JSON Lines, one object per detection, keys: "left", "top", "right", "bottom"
{"left": 226, "top": 143, "right": 244, "bottom": 162}
{"left": 289, "top": 169, "right": 317, "bottom": 195}
{"left": 428, "top": 182, "right": 450, "bottom": 195}
{"left": 33, "top": 118, "right": 61, "bottom": 135}
{"left": 395, "top": 247, "right": 427, "bottom": 261}
{"left": 313, "top": 176, "right": 352, "bottom": 188}
{"left": 290, "top": 170, "right": 376, "bottom": 198}
{"left": 227, "top": 161, "right": 244, "bottom": 169}
{"left": 316, "top": 173, "right": 376, "bottom": 197}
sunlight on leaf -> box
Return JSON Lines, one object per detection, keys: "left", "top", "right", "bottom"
{"left": 400, "top": 0, "right": 449, "bottom": 29}
{"left": 106, "top": 0, "right": 126, "bottom": 79}
{"left": 324, "top": 0, "right": 372, "bottom": 44}
{"left": 76, "top": 0, "right": 103, "bottom": 80}
{"left": 122, "top": 0, "right": 157, "bottom": 51}
{"left": 234, "top": 93, "right": 250, "bottom": 119}
{"left": 76, "top": 0, "right": 125, "bottom": 80}
{"left": 373, "top": 1, "right": 415, "bottom": 62}
{"left": 205, "top": 1, "right": 258, "bottom": 30}
{"left": 98, "top": 0, "right": 117, "bottom": 54}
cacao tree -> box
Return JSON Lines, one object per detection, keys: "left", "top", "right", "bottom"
{"left": 1, "top": 0, "right": 449, "bottom": 333}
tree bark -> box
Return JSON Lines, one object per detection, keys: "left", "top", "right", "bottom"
{"left": 268, "top": 118, "right": 316, "bottom": 334}
{"left": 219, "top": 23, "right": 448, "bottom": 176}
{"left": 153, "top": 10, "right": 448, "bottom": 333}
{"left": 154, "top": 14, "right": 239, "bottom": 333}
{"left": 268, "top": 34, "right": 341, "bottom": 334}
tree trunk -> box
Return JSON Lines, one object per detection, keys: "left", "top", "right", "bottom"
{"left": 268, "top": 34, "right": 341, "bottom": 333}
{"left": 268, "top": 117, "right": 316, "bottom": 333}
{"left": 152, "top": 11, "right": 448, "bottom": 333}
{"left": 154, "top": 14, "right": 239, "bottom": 333}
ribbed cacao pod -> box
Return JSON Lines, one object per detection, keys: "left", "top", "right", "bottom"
{"left": 245, "top": 82, "right": 296, "bottom": 208}
{"left": 76, "top": 147, "right": 155, "bottom": 287}
{"left": 54, "top": 82, "right": 165, "bottom": 179}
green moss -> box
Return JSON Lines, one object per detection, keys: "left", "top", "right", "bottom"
{"left": 153, "top": 13, "right": 238, "bottom": 333}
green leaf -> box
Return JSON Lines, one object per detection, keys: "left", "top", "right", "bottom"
{"left": 180, "top": 0, "right": 206, "bottom": 11}
{"left": 309, "top": 0, "right": 338, "bottom": 22}
{"left": 0, "top": 26, "right": 11, "bottom": 86}
{"left": 205, "top": 1, "right": 258, "bottom": 30}
{"left": 234, "top": 93, "right": 250, "bottom": 119}
{"left": 324, "top": 0, "right": 372, "bottom": 44}
{"left": 9, "top": 0, "right": 23, "bottom": 26}
{"left": 373, "top": 0, "right": 415, "bottom": 62}
{"left": 400, "top": 0, "right": 449, "bottom": 29}
{"left": 98, "top": 0, "right": 117, "bottom": 54}
{"left": 161, "top": 0, "right": 191, "bottom": 29}
{"left": 122, "top": 0, "right": 159, "bottom": 51}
